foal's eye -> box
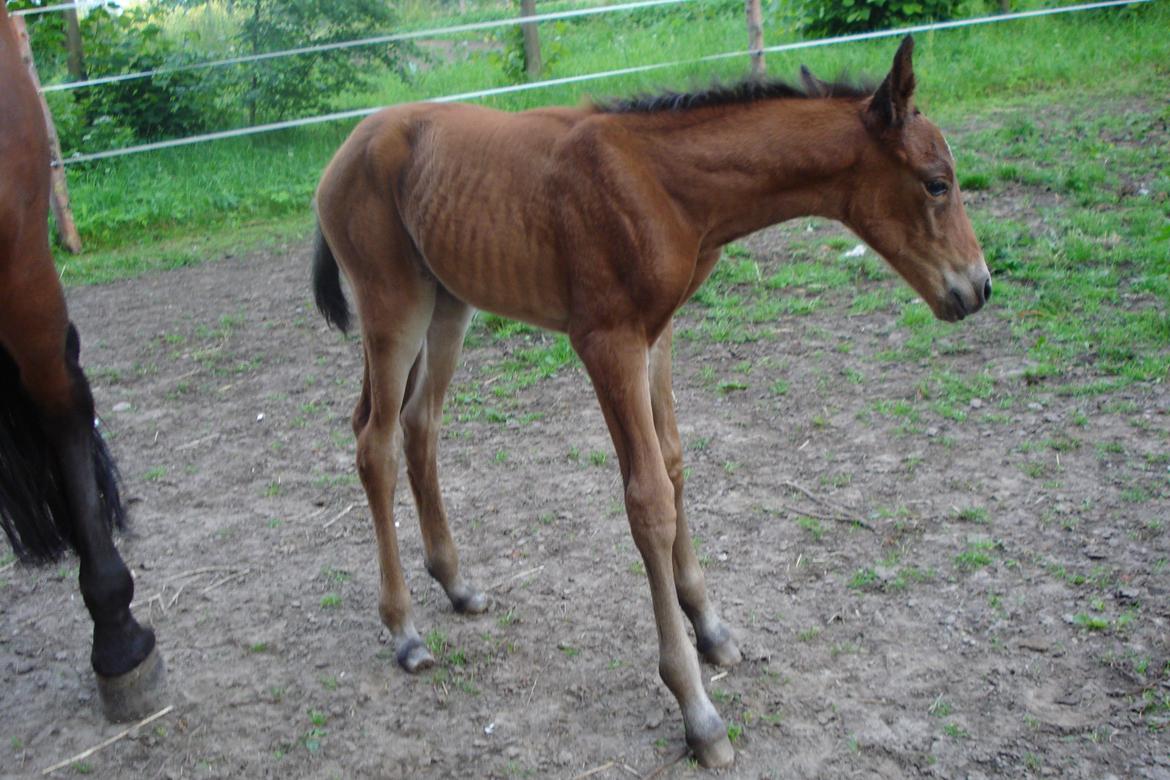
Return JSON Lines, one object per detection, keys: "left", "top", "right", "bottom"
{"left": 925, "top": 179, "right": 950, "bottom": 198}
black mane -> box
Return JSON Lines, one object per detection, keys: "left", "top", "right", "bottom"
{"left": 598, "top": 74, "right": 875, "bottom": 114}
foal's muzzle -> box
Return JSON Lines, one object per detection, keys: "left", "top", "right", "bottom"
{"left": 942, "top": 271, "right": 992, "bottom": 322}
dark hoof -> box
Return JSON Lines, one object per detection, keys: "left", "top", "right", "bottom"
{"left": 697, "top": 626, "right": 742, "bottom": 668}
{"left": 690, "top": 730, "right": 735, "bottom": 769}
{"left": 451, "top": 586, "right": 490, "bottom": 615}
{"left": 96, "top": 645, "right": 168, "bottom": 723}
{"left": 396, "top": 637, "right": 435, "bottom": 673}
{"left": 700, "top": 637, "right": 742, "bottom": 668}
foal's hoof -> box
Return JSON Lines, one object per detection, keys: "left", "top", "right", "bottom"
{"left": 396, "top": 637, "right": 435, "bottom": 673}
{"left": 450, "top": 585, "right": 489, "bottom": 615}
{"left": 690, "top": 731, "right": 735, "bottom": 769}
{"left": 96, "top": 645, "right": 168, "bottom": 723}
{"left": 698, "top": 627, "right": 743, "bottom": 668}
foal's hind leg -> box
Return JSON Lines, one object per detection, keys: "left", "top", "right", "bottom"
{"left": 401, "top": 290, "right": 488, "bottom": 615}
{"left": 349, "top": 269, "right": 438, "bottom": 672}
{"left": 649, "top": 322, "right": 741, "bottom": 668}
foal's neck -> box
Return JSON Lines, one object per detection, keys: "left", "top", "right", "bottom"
{"left": 615, "top": 99, "right": 866, "bottom": 251}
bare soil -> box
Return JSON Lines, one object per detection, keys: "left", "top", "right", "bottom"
{"left": 2, "top": 218, "right": 1168, "bottom": 778}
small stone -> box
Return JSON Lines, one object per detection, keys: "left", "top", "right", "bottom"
{"left": 969, "top": 398, "right": 984, "bottom": 409}
{"left": 112, "top": 401, "right": 132, "bottom": 413}
{"left": 1018, "top": 637, "right": 1051, "bottom": 653}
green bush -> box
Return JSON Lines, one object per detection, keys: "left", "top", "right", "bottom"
{"left": 231, "top": 0, "right": 416, "bottom": 124}
{"left": 76, "top": 7, "right": 218, "bottom": 142}
{"left": 798, "top": 0, "right": 968, "bottom": 37}
{"left": 490, "top": 20, "right": 566, "bottom": 82}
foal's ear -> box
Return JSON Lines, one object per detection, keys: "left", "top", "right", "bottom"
{"left": 800, "top": 65, "right": 828, "bottom": 97}
{"left": 866, "top": 35, "right": 917, "bottom": 133}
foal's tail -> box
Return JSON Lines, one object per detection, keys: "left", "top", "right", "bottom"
{"left": 312, "top": 225, "right": 352, "bottom": 334}
{"left": 0, "top": 328, "right": 126, "bottom": 563}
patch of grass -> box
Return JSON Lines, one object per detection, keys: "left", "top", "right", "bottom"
{"left": 796, "top": 626, "right": 821, "bottom": 642}
{"left": 955, "top": 538, "right": 999, "bottom": 571}
{"left": 1072, "top": 613, "right": 1110, "bottom": 632}
{"left": 847, "top": 567, "right": 881, "bottom": 591}
{"left": 796, "top": 516, "right": 824, "bottom": 541}
{"left": 953, "top": 506, "right": 989, "bottom": 524}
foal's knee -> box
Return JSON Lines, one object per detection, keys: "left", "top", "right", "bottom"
{"left": 400, "top": 404, "right": 436, "bottom": 474}
{"left": 625, "top": 472, "right": 677, "bottom": 552}
{"left": 355, "top": 424, "right": 396, "bottom": 486}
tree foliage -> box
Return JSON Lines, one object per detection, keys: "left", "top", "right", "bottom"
{"left": 18, "top": 1, "right": 416, "bottom": 153}
{"left": 796, "top": 0, "right": 968, "bottom": 37}
{"left": 232, "top": 0, "right": 414, "bottom": 123}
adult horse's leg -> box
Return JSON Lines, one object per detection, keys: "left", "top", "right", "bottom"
{"left": 0, "top": 258, "right": 164, "bottom": 721}
{"left": 345, "top": 244, "right": 438, "bottom": 672}
{"left": 649, "top": 322, "right": 742, "bottom": 668}
{"left": 401, "top": 290, "right": 488, "bottom": 615}
{"left": 51, "top": 336, "right": 165, "bottom": 720}
{"left": 573, "top": 327, "right": 733, "bottom": 768}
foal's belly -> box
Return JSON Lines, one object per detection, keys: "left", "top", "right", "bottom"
{"left": 416, "top": 234, "right": 571, "bottom": 334}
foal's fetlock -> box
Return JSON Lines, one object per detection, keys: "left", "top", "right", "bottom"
{"left": 395, "top": 634, "right": 435, "bottom": 673}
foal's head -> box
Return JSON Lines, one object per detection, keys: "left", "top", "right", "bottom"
{"left": 840, "top": 36, "right": 990, "bottom": 322}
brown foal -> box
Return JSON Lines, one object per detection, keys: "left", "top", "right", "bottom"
{"left": 313, "top": 35, "right": 989, "bottom": 767}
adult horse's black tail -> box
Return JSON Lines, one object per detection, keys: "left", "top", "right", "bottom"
{"left": 312, "top": 225, "right": 352, "bottom": 334}
{"left": 0, "top": 329, "right": 126, "bottom": 562}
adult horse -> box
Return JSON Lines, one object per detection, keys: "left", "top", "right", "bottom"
{"left": 0, "top": 5, "right": 165, "bottom": 722}
{"left": 312, "top": 36, "right": 989, "bottom": 766}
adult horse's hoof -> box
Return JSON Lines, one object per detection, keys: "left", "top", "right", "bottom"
{"left": 690, "top": 731, "right": 735, "bottom": 769}
{"left": 396, "top": 636, "right": 435, "bottom": 673}
{"left": 96, "top": 645, "right": 168, "bottom": 723}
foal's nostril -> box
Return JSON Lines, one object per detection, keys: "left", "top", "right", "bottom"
{"left": 983, "top": 277, "right": 993, "bottom": 304}
{"left": 948, "top": 288, "right": 968, "bottom": 319}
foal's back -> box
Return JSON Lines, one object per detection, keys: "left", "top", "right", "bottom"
{"left": 318, "top": 101, "right": 612, "bottom": 332}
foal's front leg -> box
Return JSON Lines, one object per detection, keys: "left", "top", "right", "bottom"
{"left": 649, "top": 323, "right": 741, "bottom": 668}
{"left": 574, "top": 328, "right": 734, "bottom": 769}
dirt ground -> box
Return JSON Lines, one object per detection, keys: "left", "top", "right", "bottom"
{"left": 2, "top": 206, "right": 1168, "bottom": 778}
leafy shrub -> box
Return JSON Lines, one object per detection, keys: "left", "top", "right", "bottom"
{"left": 798, "top": 0, "right": 968, "bottom": 37}
{"left": 491, "top": 20, "right": 565, "bottom": 82}
{"left": 231, "top": 0, "right": 416, "bottom": 123}
{"left": 76, "top": 7, "right": 218, "bottom": 141}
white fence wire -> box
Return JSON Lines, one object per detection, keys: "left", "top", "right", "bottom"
{"left": 10, "top": 0, "right": 107, "bottom": 17}
{"left": 33, "top": 0, "right": 1148, "bottom": 165}
{"left": 36, "top": 0, "right": 698, "bottom": 93}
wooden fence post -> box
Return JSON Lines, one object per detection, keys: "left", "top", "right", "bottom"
{"left": 519, "top": 0, "right": 542, "bottom": 79}
{"left": 745, "top": 0, "right": 765, "bottom": 77}
{"left": 12, "top": 16, "right": 82, "bottom": 254}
